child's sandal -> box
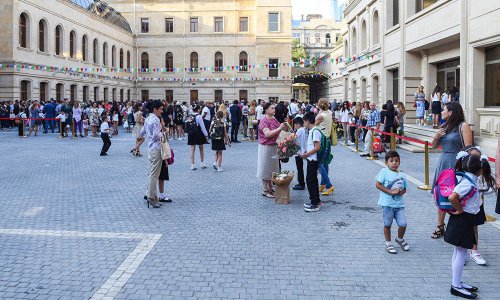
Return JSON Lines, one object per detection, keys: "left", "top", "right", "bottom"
{"left": 431, "top": 224, "right": 446, "bottom": 239}
{"left": 386, "top": 244, "right": 397, "bottom": 254}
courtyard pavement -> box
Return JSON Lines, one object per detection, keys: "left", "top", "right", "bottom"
{"left": 0, "top": 130, "right": 499, "bottom": 299}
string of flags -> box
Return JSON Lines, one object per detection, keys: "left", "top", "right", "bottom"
{"left": 0, "top": 54, "right": 381, "bottom": 75}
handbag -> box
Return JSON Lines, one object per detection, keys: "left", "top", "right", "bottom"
{"left": 167, "top": 149, "right": 175, "bottom": 165}
{"left": 160, "top": 133, "right": 172, "bottom": 161}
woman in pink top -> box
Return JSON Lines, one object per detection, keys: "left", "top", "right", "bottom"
{"left": 257, "top": 102, "right": 285, "bottom": 198}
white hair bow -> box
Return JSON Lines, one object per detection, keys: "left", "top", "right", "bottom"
{"left": 481, "top": 154, "right": 489, "bottom": 161}
{"left": 456, "top": 151, "right": 468, "bottom": 160}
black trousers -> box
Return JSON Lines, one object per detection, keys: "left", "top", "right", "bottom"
{"left": 306, "top": 160, "right": 320, "bottom": 206}
{"left": 18, "top": 122, "right": 24, "bottom": 136}
{"left": 231, "top": 122, "right": 240, "bottom": 141}
{"left": 101, "top": 133, "right": 111, "bottom": 154}
{"left": 295, "top": 156, "right": 305, "bottom": 186}
{"left": 349, "top": 126, "right": 357, "bottom": 143}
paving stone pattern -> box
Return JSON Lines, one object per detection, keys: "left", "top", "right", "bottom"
{"left": 0, "top": 131, "right": 499, "bottom": 299}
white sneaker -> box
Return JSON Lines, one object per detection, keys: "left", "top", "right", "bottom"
{"left": 200, "top": 163, "right": 207, "bottom": 169}
{"left": 217, "top": 167, "right": 223, "bottom": 172}
{"left": 190, "top": 164, "right": 197, "bottom": 170}
{"left": 177, "top": 137, "right": 182, "bottom": 140}
{"left": 469, "top": 251, "right": 486, "bottom": 265}
{"left": 168, "top": 137, "right": 173, "bottom": 141}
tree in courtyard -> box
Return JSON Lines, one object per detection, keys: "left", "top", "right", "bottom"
{"left": 292, "top": 39, "right": 307, "bottom": 62}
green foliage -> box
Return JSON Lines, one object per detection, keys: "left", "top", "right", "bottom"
{"left": 292, "top": 39, "right": 307, "bottom": 62}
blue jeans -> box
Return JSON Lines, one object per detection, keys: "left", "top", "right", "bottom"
{"left": 382, "top": 207, "right": 407, "bottom": 227}
{"left": 319, "top": 164, "right": 332, "bottom": 188}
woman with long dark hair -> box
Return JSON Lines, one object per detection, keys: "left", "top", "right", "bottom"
{"left": 431, "top": 85, "right": 442, "bottom": 128}
{"left": 187, "top": 105, "right": 209, "bottom": 170}
{"left": 339, "top": 101, "right": 351, "bottom": 145}
{"left": 430, "top": 102, "right": 473, "bottom": 239}
{"left": 383, "top": 102, "right": 398, "bottom": 144}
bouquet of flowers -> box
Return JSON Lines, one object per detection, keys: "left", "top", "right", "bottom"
{"left": 277, "top": 133, "right": 301, "bottom": 160}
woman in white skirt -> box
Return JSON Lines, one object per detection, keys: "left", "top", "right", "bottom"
{"left": 257, "top": 102, "right": 285, "bottom": 198}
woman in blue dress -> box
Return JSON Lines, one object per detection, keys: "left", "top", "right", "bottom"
{"left": 414, "top": 86, "right": 426, "bottom": 126}
{"left": 430, "top": 102, "right": 473, "bottom": 239}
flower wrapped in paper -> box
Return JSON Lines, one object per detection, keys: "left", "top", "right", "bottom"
{"left": 277, "top": 133, "right": 301, "bottom": 159}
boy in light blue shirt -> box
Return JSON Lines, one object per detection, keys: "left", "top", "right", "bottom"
{"left": 375, "top": 151, "right": 409, "bottom": 254}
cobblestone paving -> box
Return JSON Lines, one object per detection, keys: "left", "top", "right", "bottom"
{"left": 0, "top": 131, "right": 499, "bottom": 299}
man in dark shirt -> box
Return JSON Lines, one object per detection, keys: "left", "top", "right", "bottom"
{"left": 42, "top": 99, "right": 56, "bottom": 133}
{"left": 229, "top": 100, "right": 242, "bottom": 143}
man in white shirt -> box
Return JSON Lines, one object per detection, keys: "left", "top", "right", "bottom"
{"left": 201, "top": 102, "right": 211, "bottom": 134}
{"left": 288, "top": 98, "right": 299, "bottom": 118}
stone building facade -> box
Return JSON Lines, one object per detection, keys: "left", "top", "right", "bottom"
{"left": 292, "top": 14, "right": 343, "bottom": 59}
{"left": 0, "top": 0, "right": 293, "bottom": 103}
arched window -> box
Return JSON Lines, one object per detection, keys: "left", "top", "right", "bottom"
{"left": 19, "top": 13, "right": 29, "bottom": 48}
{"left": 165, "top": 52, "right": 173, "bottom": 71}
{"left": 69, "top": 30, "right": 76, "bottom": 58}
{"left": 126, "top": 51, "right": 130, "bottom": 69}
{"left": 361, "top": 77, "right": 367, "bottom": 100}
{"left": 93, "top": 39, "right": 98, "bottom": 64}
{"left": 215, "top": 52, "right": 223, "bottom": 72}
{"left": 141, "top": 52, "right": 149, "bottom": 70}
{"left": 190, "top": 52, "right": 198, "bottom": 69}
{"left": 82, "top": 35, "right": 88, "bottom": 61}
{"left": 351, "top": 80, "right": 357, "bottom": 102}
{"left": 56, "top": 83, "right": 64, "bottom": 102}
{"left": 102, "top": 42, "right": 108, "bottom": 65}
{"left": 111, "top": 45, "right": 116, "bottom": 67}
{"left": 372, "top": 11, "right": 380, "bottom": 45}
{"left": 372, "top": 75, "right": 379, "bottom": 103}
{"left": 55, "top": 25, "right": 62, "bottom": 55}
{"left": 239, "top": 51, "right": 248, "bottom": 70}
{"left": 119, "top": 48, "right": 124, "bottom": 69}
{"left": 38, "top": 19, "right": 47, "bottom": 52}
{"left": 20, "top": 80, "right": 31, "bottom": 101}
{"left": 361, "top": 20, "right": 367, "bottom": 51}
{"left": 326, "top": 33, "right": 331, "bottom": 46}
{"left": 351, "top": 27, "right": 357, "bottom": 55}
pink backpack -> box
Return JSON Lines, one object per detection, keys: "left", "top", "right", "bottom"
{"left": 434, "top": 169, "right": 477, "bottom": 212}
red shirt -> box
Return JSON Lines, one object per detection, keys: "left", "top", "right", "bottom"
{"left": 258, "top": 117, "right": 280, "bottom": 145}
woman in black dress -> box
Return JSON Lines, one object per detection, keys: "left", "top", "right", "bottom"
{"left": 383, "top": 103, "right": 398, "bottom": 144}
{"left": 187, "top": 105, "right": 209, "bottom": 170}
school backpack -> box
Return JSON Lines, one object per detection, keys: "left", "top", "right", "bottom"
{"left": 434, "top": 169, "right": 477, "bottom": 213}
{"left": 184, "top": 114, "right": 198, "bottom": 135}
{"left": 210, "top": 120, "right": 225, "bottom": 140}
{"left": 313, "top": 128, "right": 333, "bottom": 165}
{"left": 372, "top": 135, "right": 384, "bottom": 154}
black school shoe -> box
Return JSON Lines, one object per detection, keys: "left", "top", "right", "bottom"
{"left": 461, "top": 283, "right": 478, "bottom": 293}
{"left": 159, "top": 197, "right": 172, "bottom": 203}
{"left": 292, "top": 184, "right": 305, "bottom": 190}
{"left": 450, "top": 286, "right": 477, "bottom": 299}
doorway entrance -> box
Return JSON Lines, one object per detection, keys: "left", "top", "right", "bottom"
{"left": 436, "top": 59, "right": 460, "bottom": 91}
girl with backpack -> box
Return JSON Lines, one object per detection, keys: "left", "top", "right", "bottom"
{"left": 444, "top": 153, "right": 494, "bottom": 299}
{"left": 186, "top": 105, "right": 209, "bottom": 170}
{"left": 210, "top": 110, "right": 230, "bottom": 172}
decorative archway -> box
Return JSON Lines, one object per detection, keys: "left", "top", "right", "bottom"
{"left": 292, "top": 71, "right": 331, "bottom": 102}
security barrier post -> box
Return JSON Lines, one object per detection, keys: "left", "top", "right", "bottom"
{"left": 418, "top": 141, "right": 432, "bottom": 190}
{"left": 344, "top": 123, "right": 348, "bottom": 147}
{"left": 390, "top": 128, "right": 396, "bottom": 151}
{"left": 354, "top": 127, "right": 359, "bottom": 152}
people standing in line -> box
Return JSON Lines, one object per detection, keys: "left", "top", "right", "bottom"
{"left": 375, "top": 151, "right": 409, "bottom": 254}
{"left": 139, "top": 100, "right": 165, "bottom": 209}
{"left": 396, "top": 102, "right": 406, "bottom": 144}
{"left": 431, "top": 85, "right": 443, "bottom": 129}
{"left": 256, "top": 102, "right": 284, "bottom": 198}
{"left": 229, "top": 100, "right": 242, "bottom": 143}
{"left": 292, "top": 117, "right": 307, "bottom": 191}
{"left": 301, "top": 112, "right": 322, "bottom": 212}
{"left": 415, "top": 86, "right": 426, "bottom": 126}
{"left": 360, "top": 101, "right": 370, "bottom": 141}
{"left": 27, "top": 101, "right": 40, "bottom": 137}
{"left": 73, "top": 102, "right": 84, "bottom": 138}
{"left": 444, "top": 154, "right": 490, "bottom": 299}
{"left": 339, "top": 101, "right": 351, "bottom": 145}
{"left": 348, "top": 112, "right": 357, "bottom": 144}
{"left": 210, "top": 110, "right": 230, "bottom": 172}
{"left": 99, "top": 115, "right": 111, "bottom": 156}
{"left": 314, "top": 98, "right": 334, "bottom": 196}
{"left": 187, "top": 105, "right": 209, "bottom": 170}
{"left": 431, "top": 102, "right": 473, "bottom": 239}
{"left": 360, "top": 102, "right": 381, "bottom": 158}
{"left": 42, "top": 99, "right": 56, "bottom": 133}
{"left": 241, "top": 101, "right": 249, "bottom": 141}
{"left": 248, "top": 100, "right": 257, "bottom": 142}
{"left": 132, "top": 103, "right": 145, "bottom": 157}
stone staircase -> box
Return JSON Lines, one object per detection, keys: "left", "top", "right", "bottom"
{"left": 396, "top": 124, "right": 441, "bottom": 153}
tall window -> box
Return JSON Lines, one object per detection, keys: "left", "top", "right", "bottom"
{"left": 94, "top": 86, "right": 99, "bottom": 102}
{"left": 127, "top": 51, "right": 130, "bottom": 69}
{"left": 119, "top": 48, "right": 123, "bottom": 68}
{"left": 55, "top": 25, "right": 62, "bottom": 55}
{"left": 165, "top": 18, "right": 174, "bottom": 32}
{"left": 82, "top": 35, "right": 88, "bottom": 61}
{"left": 102, "top": 42, "right": 108, "bottom": 65}
{"left": 190, "top": 90, "right": 198, "bottom": 103}
{"left": 304, "top": 33, "right": 310, "bottom": 44}
{"left": 214, "top": 17, "right": 223, "bottom": 32}
{"left": 111, "top": 45, "right": 116, "bottom": 67}
{"left": 392, "top": 68, "right": 399, "bottom": 102}
{"left": 112, "top": 88, "right": 116, "bottom": 101}
{"left": 165, "top": 52, "right": 173, "bottom": 71}
{"left": 40, "top": 82, "right": 48, "bottom": 102}
{"left": 416, "top": 0, "right": 438, "bottom": 13}
{"left": 104, "top": 88, "right": 109, "bottom": 101}
{"left": 239, "top": 90, "right": 248, "bottom": 101}
{"left": 269, "top": 58, "right": 279, "bottom": 77}
{"left": 93, "top": 39, "right": 98, "bottom": 64}
{"left": 361, "top": 20, "right": 367, "bottom": 51}
{"left": 38, "top": 19, "right": 47, "bottom": 52}
{"left": 190, "top": 17, "right": 199, "bottom": 33}
{"left": 127, "top": 90, "right": 131, "bottom": 102}
{"left": 165, "top": 90, "right": 173, "bottom": 103}
{"left": 361, "top": 78, "right": 367, "bottom": 101}
{"left": 69, "top": 31, "right": 76, "bottom": 58}
{"left": 315, "top": 32, "right": 321, "bottom": 44}
{"left": 56, "top": 83, "right": 64, "bottom": 102}
{"left": 215, "top": 90, "right": 223, "bottom": 102}
{"left": 120, "top": 89, "right": 124, "bottom": 102}
{"left": 372, "top": 76, "right": 379, "bottom": 103}
{"left": 70, "top": 84, "right": 77, "bottom": 102}
{"left": 344, "top": 40, "right": 349, "bottom": 57}
{"left": 372, "top": 11, "right": 380, "bottom": 45}
{"left": 83, "top": 86, "right": 89, "bottom": 102}
{"left": 190, "top": 52, "right": 198, "bottom": 69}
{"left": 268, "top": 13, "right": 279, "bottom": 32}
{"left": 268, "top": 13, "right": 280, "bottom": 32}
{"left": 141, "top": 52, "right": 149, "bottom": 70}
{"left": 19, "top": 13, "right": 29, "bottom": 48}
{"left": 215, "top": 52, "right": 223, "bottom": 72}
{"left": 239, "top": 17, "right": 248, "bottom": 32}
{"left": 20, "top": 80, "right": 30, "bottom": 101}
{"left": 239, "top": 51, "right": 248, "bottom": 70}
{"left": 325, "top": 33, "right": 331, "bottom": 46}
{"left": 351, "top": 27, "right": 357, "bottom": 55}
{"left": 141, "top": 18, "right": 149, "bottom": 33}
{"left": 141, "top": 90, "right": 149, "bottom": 102}
{"left": 351, "top": 80, "right": 357, "bottom": 102}
{"left": 393, "top": 0, "right": 399, "bottom": 27}
{"left": 485, "top": 45, "right": 500, "bottom": 106}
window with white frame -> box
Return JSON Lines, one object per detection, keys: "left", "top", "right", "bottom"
{"left": 190, "top": 17, "right": 199, "bottom": 33}
{"left": 165, "top": 18, "right": 174, "bottom": 33}
{"left": 214, "top": 17, "right": 223, "bottom": 32}
{"left": 141, "top": 18, "right": 149, "bottom": 33}
{"left": 268, "top": 13, "right": 279, "bottom": 32}
{"left": 239, "top": 17, "right": 248, "bottom": 32}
